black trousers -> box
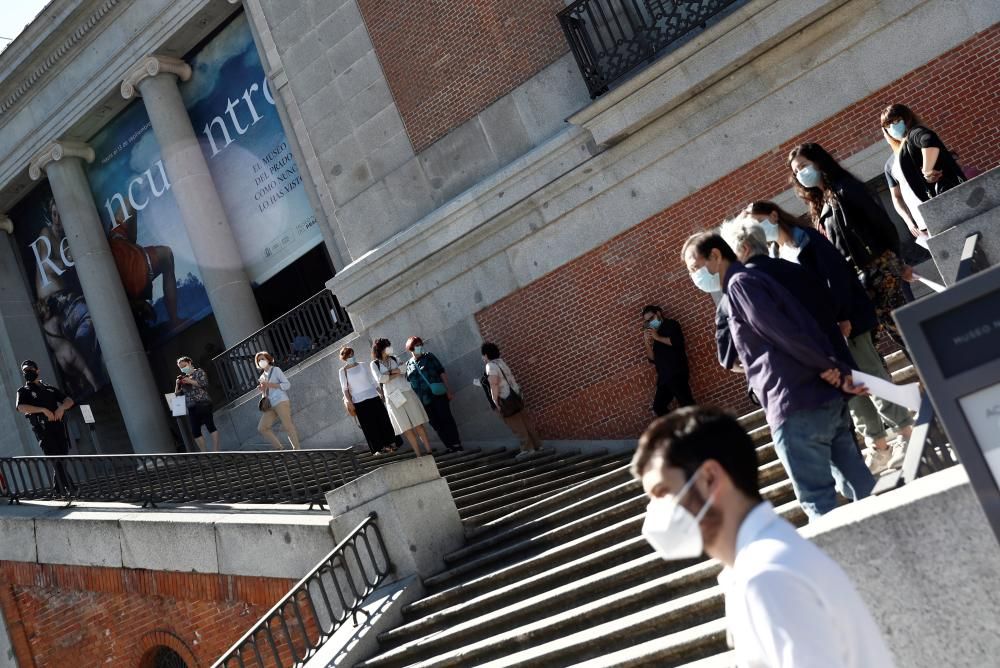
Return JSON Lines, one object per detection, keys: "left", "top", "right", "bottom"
{"left": 653, "top": 374, "right": 695, "bottom": 417}
{"left": 38, "top": 422, "right": 74, "bottom": 493}
{"left": 425, "top": 394, "right": 462, "bottom": 448}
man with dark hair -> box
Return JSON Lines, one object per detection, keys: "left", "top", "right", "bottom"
{"left": 683, "top": 232, "right": 874, "bottom": 521}
{"left": 641, "top": 305, "right": 694, "bottom": 416}
{"left": 15, "top": 359, "right": 76, "bottom": 492}
{"left": 633, "top": 406, "right": 895, "bottom": 667}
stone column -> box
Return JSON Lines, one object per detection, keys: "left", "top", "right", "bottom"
{"left": 28, "top": 141, "right": 175, "bottom": 455}
{"left": 0, "top": 216, "right": 48, "bottom": 455}
{"left": 121, "top": 55, "right": 264, "bottom": 347}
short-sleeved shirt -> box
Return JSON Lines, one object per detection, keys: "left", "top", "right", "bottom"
{"left": 485, "top": 359, "right": 520, "bottom": 400}
{"left": 651, "top": 318, "right": 688, "bottom": 379}
{"left": 406, "top": 353, "right": 446, "bottom": 405}
{"left": 16, "top": 382, "right": 68, "bottom": 438}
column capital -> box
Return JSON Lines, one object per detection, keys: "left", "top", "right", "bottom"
{"left": 121, "top": 55, "right": 192, "bottom": 100}
{"left": 28, "top": 140, "right": 95, "bottom": 181}
{"left": 0, "top": 215, "right": 12, "bottom": 235}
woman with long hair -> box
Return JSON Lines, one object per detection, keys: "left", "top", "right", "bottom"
{"left": 746, "top": 201, "right": 913, "bottom": 473}
{"left": 788, "top": 143, "right": 911, "bottom": 352}
{"left": 880, "top": 103, "right": 964, "bottom": 239}
{"left": 370, "top": 338, "right": 433, "bottom": 457}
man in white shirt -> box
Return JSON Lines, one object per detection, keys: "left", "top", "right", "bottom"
{"left": 632, "top": 406, "right": 895, "bottom": 667}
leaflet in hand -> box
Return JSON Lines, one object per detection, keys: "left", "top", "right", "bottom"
{"left": 851, "top": 370, "right": 921, "bottom": 412}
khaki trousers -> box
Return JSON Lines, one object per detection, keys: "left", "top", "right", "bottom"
{"left": 503, "top": 408, "right": 543, "bottom": 452}
{"left": 258, "top": 400, "right": 301, "bottom": 450}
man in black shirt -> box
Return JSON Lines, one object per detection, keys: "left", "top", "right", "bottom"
{"left": 15, "top": 359, "right": 76, "bottom": 492}
{"left": 642, "top": 306, "right": 695, "bottom": 416}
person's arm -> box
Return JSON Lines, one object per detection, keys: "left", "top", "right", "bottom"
{"left": 650, "top": 321, "right": 673, "bottom": 346}
{"left": 889, "top": 186, "right": 920, "bottom": 236}
{"left": 16, "top": 400, "right": 55, "bottom": 421}
{"left": 339, "top": 367, "right": 351, "bottom": 401}
{"left": 53, "top": 395, "right": 74, "bottom": 421}
{"left": 741, "top": 571, "right": 850, "bottom": 668}
{"left": 372, "top": 360, "right": 391, "bottom": 385}
{"left": 921, "top": 146, "right": 942, "bottom": 182}
{"left": 643, "top": 330, "right": 655, "bottom": 362}
{"left": 270, "top": 367, "right": 290, "bottom": 391}
{"left": 488, "top": 373, "right": 503, "bottom": 411}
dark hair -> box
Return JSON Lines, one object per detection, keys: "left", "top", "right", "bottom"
{"left": 339, "top": 346, "right": 354, "bottom": 361}
{"left": 787, "top": 143, "right": 855, "bottom": 223}
{"left": 631, "top": 406, "right": 762, "bottom": 501}
{"left": 691, "top": 232, "right": 737, "bottom": 263}
{"left": 176, "top": 356, "right": 193, "bottom": 366}
{"left": 405, "top": 336, "right": 423, "bottom": 351}
{"left": 372, "top": 338, "right": 392, "bottom": 361}
{"left": 880, "top": 103, "right": 921, "bottom": 130}
{"left": 746, "top": 200, "right": 812, "bottom": 235}
{"left": 641, "top": 305, "right": 661, "bottom": 318}
{"left": 481, "top": 342, "right": 500, "bottom": 361}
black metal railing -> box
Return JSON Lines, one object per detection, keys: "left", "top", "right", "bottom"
{"left": 214, "top": 512, "right": 392, "bottom": 668}
{"left": 559, "top": 0, "right": 745, "bottom": 98}
{"left": 0, "top": 449, "right": 361, "bottom": 507}
{"left": 214, "top": 289, "right": 354, "bottom": 401}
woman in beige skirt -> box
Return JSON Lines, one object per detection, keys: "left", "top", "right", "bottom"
{"left": 370, "top": 338, "right": 432, "bottom": 456}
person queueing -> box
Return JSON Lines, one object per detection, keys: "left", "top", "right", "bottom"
{"left": 682, "top": 232, "right": 874, "bottom": 521}
{"left": 15, "top": 360, "right": 76, "bottom": 493}
{"left": 641, "top": 305, "right": 695, "bottom": 416}
{"left": 481, "top": 342, "right": 544, "bottom": 462}
{"left": 175, "top": 356, "right": 220, "bottom": 452}
{"left": 747, "top": 201, "right": 914, "bottom": 474}
{"left": 633, "top": 406, "right": 895, "bottom": 667}
{"left": 405, "top": 337, "right": 464, "bottom": 453}
{"left": 255, "top": 351, "right": 301, "bottom": 450}
{"left": 788, "top": 143, "right": 912, "bottom": 353}
{"left": 339, "top": 346, "right": 397, "bottom": 456}
{"left": 880, "top": 103, "right": 965, "bottom": 242}
{"left": 371, "top": 338, "right": 433, "bottom": 457}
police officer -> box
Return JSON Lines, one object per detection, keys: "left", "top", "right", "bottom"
{"left": 15, "top": 360, "right": 76, "bottom": 492}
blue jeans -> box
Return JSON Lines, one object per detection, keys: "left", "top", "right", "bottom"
{"left": 771, "top": 399, "right": 875, "bottom": 521}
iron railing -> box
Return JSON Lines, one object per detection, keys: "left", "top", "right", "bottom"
{"left": 559, "top": 0, "right": 745, "bottom": 98}
{"left": 0, "top": 449, "right": 361, "bottom": 508}
{"left": 214, "top": 289, "right": 354, "bottom": 401}
{"left": 214, "top": 512, "right": 392, "bottom": 668}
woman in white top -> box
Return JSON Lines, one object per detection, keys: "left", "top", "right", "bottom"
{"left": 339, "top": 345, "right": 398, "bottom": 455}
{"left": 370, "top": 338, "right": 432, "bottom": 456}
{"left": 255, "top": 351, "right": 301, "bottom": 450}
{"left": 481, "top": 342, "right": 544, "bottom": 462}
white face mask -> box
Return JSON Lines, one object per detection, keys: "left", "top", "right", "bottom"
{"left": 642, "top": 468, "right": 714, "bottom": 561}
{"left": 258, "top": 359, "right": 270, "bottom": 370}
{"left": 778, "top": 243, "right": 801, "bottom": 263}
{"left": 385, "top": 346, "right": 394, "bottom": 357}
{"left": 690, "top": 265, "right": 721, "bottom": 293}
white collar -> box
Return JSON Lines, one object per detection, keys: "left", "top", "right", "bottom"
{"left": 718, "top": 501, "right": 778, "bottom": 585}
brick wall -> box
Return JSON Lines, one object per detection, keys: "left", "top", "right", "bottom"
{"left": 357, "top": 0, "right": 568, "bottom": 152}
{"left": 0, "top": 560, "right": 298, "bottom": 668}
{"left": 476, "top": 25, "right": 1000, "bottom": 441}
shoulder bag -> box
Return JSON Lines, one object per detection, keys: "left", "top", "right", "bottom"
{"left": 415, "top": 356, "right": 448, "bottom": 400}
{"left": 496, "top": 364, "right": 524, "bottom": 418}
{"left": 258, "top": 368, "right": 273, "bottom": 412}
{"left": 342, "top": 366, "right": 357, "bottom": 417}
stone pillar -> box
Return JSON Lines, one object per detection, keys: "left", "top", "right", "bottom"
{"left": 28, "top": 141, "right": 175, "bottom": 455}
{"left": 121, "top": 55, "right": 264, "bottom": 347}
{"left": 0, "top": 216, "right": 47, "bottom": 455}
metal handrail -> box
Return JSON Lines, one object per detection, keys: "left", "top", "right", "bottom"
{"left": 214, "top": 512, "right": 392, "bottom": 668}
{"left": 558, "top": 0, "right": 746, "bottom": 98}
{"left": 0, "top": 448, "right": 362, "bottom": 508}
{"left": 213, "top": 289, "right": 354, "bottom": 401}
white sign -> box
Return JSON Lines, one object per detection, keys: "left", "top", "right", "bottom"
{"left": 165, "top": 392, "right": 187, "bottom": 417}
{"left": 959, "top": 382, "right": 1000, "bottom": 487}
{"left": 79, "top": 404, "right": 95, "bottom": 424}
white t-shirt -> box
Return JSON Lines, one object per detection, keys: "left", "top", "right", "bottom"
{"left": 719, "top": 503, "right": 896, "bottom": 668}
{"left": 892, "top": 151, "right": 927, "bottom": 231}
{"left": 340, "top": 363, "right": 378, "bottom": 403}
{"left": 485, "top": 359, "right": 519, "bottom": 399}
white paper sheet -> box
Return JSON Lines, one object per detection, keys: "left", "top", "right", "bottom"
{"left": 79, "top": 404, "right": 95, "bottom": 424}
{"left": 915, "top": 235, "right": 930, "bottom": 250}
{"left": 851, "top": 370, "right": 921, "bottom": 412}
{"left": 912, "top": 273, "right": 946, "bottom": 293}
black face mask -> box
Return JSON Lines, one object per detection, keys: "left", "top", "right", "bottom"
{"left": 23, "top": 369, "right": 38, "bottom": 382}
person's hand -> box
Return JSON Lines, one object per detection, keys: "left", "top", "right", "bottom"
{"left": 841, "top": 375, "right": 868, "bottom": 396}
{"left": 53, "top": 406, "right": 65, "bottom": 421}
{"left": 923, "top": 169, "right": 942, "bottom": 183}
{"left": 42, "top": 408, "right": 56, "bottom": 421}
{"left": 820, "top": 368, "right": 842, "bottom": 387}
{"left": 838, "top": 320, "right": 852, "bottom": 338}
{"left": 447, "top": 391, "right": 455, "bottom": 401}
{"left": 901, "top": 264, "right": 915, "bottom": 283}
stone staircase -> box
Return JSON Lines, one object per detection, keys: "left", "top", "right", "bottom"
{"left": 344, "top": 351, "right": 914, "bottom": 668}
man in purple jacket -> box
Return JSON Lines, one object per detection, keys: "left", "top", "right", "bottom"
{"left": 682, "top": 232, "right": 874, "bottom": 521}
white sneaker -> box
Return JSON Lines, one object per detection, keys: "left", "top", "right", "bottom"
{"left": 865, "top": 447, "right": 892, "bottom": 475}
{"left": 886, "top": 440, "right": 907, "bottom": 470}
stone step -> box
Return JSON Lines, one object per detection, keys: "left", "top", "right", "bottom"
{"left": 450, "top": 453, "right": 599, "bottom": 505}
{"left": 567, "top": 634, "right": 736, "bottom": 668}
{"left": 457, "top": 471, "right": 610, "bottom": 522}
{"left": 364, "top": 562, "right": 726, "bottom": 667}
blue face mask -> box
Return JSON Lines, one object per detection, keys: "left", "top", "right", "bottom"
{"left": 887, "top": 120, "right": 906, "bottom": 141}
{"left": 345, "top": 356, "right": 355, "bottom": 365}
{"left": 795, "top": 165, "right": 822, "bottom": 189}
{"left": 648, "top": 319, "right": 662, "bottom": 330}
{"left": 691, "top": 266, "right": 721, "bottom": 293}
{"left": 413, "top": 346, "right": 424, "bottom": 355}
{"left": 759, "top": 219, "right": 780, "bottom": 242}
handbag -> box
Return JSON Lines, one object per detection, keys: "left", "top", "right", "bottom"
{"left": 387, "top": 388, "right": 407, "bottom": 407}
{"left": 496, "top": 364, "right": 524, "bottom": 418}
{"left": 258, "top": 368, "right": 273, "bottom": 412}
{"left": 414, "top": 357, "right": 448, "bottom": 401}
{"left": 343, "top": 365, "right": 357, "bottom": 417}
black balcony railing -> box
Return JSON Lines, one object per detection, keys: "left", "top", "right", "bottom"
{"left": 214, "top": 289, "right": 354, "bottom": 401}
{"left": 214, "top": 512, "right": 392, "bottom": 668}
{"left": 0, "top": 449, "right": 361, "bottom": 508}
{"left": 559, "top": 0, "right": 745, "bottom": 98}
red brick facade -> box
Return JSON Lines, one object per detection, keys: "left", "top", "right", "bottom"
{"left": 476, "top": 25, "right": 1000, "bottom": 440}
{"left": 358, "top": 0, "right": 568, "bottom": 152}
{"left": 0, "top": 560, "right": 296, "bottom": 668}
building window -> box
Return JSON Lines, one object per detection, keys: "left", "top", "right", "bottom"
{"left": 144, "top": 647, "right": 188, "bottom": 668}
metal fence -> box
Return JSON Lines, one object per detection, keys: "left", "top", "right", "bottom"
{"left": 214, "top": 289, "right": 354, "bottom": 401}
{"left": 0, "top": 448, "right": 361, "bottom": 507}
{"left": 558, "top": 0, "right": 745, "bottom": 98}
{"left": 214, "top": 512, "right": 392, "bottom": 668}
